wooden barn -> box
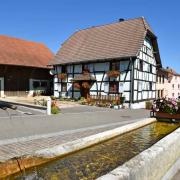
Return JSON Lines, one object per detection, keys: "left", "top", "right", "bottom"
{"left": 51, "top": 17, "right": 162, "bottom": 108}
{"left": 0, "top": 35, "right": 53, "bottom": 97}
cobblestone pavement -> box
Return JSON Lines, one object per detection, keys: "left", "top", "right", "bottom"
{"left": 0, "top": 119, "right": 138, "bottom": 162}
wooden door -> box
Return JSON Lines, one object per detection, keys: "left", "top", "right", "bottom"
{"left": 81, "top": 87, "right": 90, "bottom": 99}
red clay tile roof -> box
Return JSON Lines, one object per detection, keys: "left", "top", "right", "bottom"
{"left": 0, "top": 35, "right": 54, "bottom": 68}
{"left": 51, "top": 17, "right": 161, "bottom": 66}
{"left": 159, "top": 67, "right": 180, "bottom": 76}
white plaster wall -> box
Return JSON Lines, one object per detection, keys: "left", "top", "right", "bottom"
{"left": 123, "top": 92, "right": 129, "bottom": 101}
{"left": 120, "top": 71, "right": 130, "bottom": 81}
{"left": 0, "top": 77, "right": 4, "bottom": 97}
{"left": 54, "top": 91, "right": 59, "bottom": 98}
{"left": 157, "top": 73, "right": 180, "bottom": 98}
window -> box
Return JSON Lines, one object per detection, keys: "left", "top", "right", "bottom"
{"left": 178, "top": 84, "right": 180, "bottom": 89}
{"left": 82, "top": 64, "right": 90, "bottom": 73}
{"left": 172, "top": 84, "right": 174, "bottom": 89}
{"left": 32, "top": 80, "right": 48, "bottom": 89}
{"left": 61, "top": 83, "right": 67, "bottom": 92}
{"left": 111, "top": 62, "right": 119, "bottom": 71}
{"left": 109, "top": 81, "right": 119, "bottom": 93}
{"left": 41, "top": 81, "right": 48, "bottom": 87}
{"left": 161, "top": 90, "right": 164, "bottom": 97}
{"left": 156, "top": 75, "right": 158, "bottom": 82}
{"left": 33, "top": 81, "right": 40, "bottom": 88}
{"left": 139, "top": 60, "right": 143, "bottom": 71}
{"left": 120, "top": 61, "right": 128, "bottom": 71}
{"left": 159, "top": 75, "right": 162, "bottom": 84}
{"left": 162, "top": 75, "right": 165, "bottom": 84}
{"left": 172, "top": 93, "right": 174, "bottom": 97}
{"left": 149, "top": 64, "right": 152, "bottom": 73}
{"left": 149, "top": 82, "right": 152, "bottom": 91}
{"left": 61, "top": 66, "right": 67, "bottom": 73}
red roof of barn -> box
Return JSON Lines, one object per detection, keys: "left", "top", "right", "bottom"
{"left": 0, "top": 35, "right": 54, "bottom": 68}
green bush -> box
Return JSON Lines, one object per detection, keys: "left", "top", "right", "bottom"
{"left": 50, "top": 96, "right": 56, "bottom": 100}
{"left": 80, "top": 97, "right": 85, "bottom": 101}
{"left": 146, "top": 101, "right": 152, "bottom": 110}
{"left": 120, "top": 97, "right": 125, "bottom": 104}
{"left": 51, "top": 106, "right": 61, "bottom": 114}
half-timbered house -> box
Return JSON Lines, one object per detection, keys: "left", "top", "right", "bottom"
{"left": 51, "top": 17, "right": 162, "bottom": 108}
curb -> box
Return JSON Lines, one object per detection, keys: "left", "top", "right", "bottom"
{"left": 35, "top": 118, "right": 156, "bottom": 158}
{"left": 97, "top": 127, "right": 180, "bottom": 180}
{"left": 0, "top": 99, "right": 46, "bottom": 110}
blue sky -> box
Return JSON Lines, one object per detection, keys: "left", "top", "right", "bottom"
{"left": 0, "top": 0, "right": 179, "bottom": 72}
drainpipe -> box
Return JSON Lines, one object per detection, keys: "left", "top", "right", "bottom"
{"left": 129, "top": 57, "right": 134, "bottom": 109}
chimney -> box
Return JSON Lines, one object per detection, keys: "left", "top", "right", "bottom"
{"left": 119, "top": 18, "right": 125, "bottom": 22}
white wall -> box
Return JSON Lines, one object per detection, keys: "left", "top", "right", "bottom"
{"left": 134, "top": 36, "right": 157, "bottom": 102}
{"left": 0, "top": 77, "right": 4, "bottom": 97}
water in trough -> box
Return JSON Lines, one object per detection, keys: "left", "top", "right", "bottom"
{"left": 9, "top": 121, "right": 180, "bottom": 180}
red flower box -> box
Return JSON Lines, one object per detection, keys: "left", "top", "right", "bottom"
{"left": 107, "top": 70, "right": 120, "bottom": 78}
{"left": 82, "top": 82, "right": 90, "bottom": 89}
{"left": 73, "top": 83, "right": 80, "bottom": 89}
{"left": 156, "top": 112, "right": 180, "bottom": 120}
{"left": 58, "top": 73, "right": 67, "bottom": 80}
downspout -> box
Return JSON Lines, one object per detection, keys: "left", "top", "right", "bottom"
{"left": 129, "top": 57, "right": 134, "bottom": 108}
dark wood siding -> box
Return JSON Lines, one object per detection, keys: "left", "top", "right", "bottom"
{"left": 0, "top": 65, "right": 52, "bottom": 96}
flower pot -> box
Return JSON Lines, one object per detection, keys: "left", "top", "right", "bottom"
{"left": 156, "top": 112, "right": 180, "bottom": 120}
{"left": 113, "top": 105, "right": 119, "bottom": 110}
{"left": 58, "top": 73, "right": 67, "bottom": 80}
{"left": 107, "top": 70, "right": 120, "bottom": 78}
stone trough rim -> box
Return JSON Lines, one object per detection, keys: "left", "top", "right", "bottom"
{"left": 34, "top": 118, "right": 156, "bottom": 158}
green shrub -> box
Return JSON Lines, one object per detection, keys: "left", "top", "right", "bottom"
{"left": 51, "top": 106, "right": 61, "bottom": 114}
{"left": 50, "top": 96, "right": 56, "bottom": 100}
{"left": 80, "top": 97, "right": 85, "bottom": 101}
{"left": 146, "top": 101, "right": 152, "bottom": 110}
{"left": 120, "top": 97, "right": 125, "bottom": 104}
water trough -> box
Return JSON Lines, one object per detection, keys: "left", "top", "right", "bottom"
{"left": 0, "top": 118, "right": 179, "bottom": 179}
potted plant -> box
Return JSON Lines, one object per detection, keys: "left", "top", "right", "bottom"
{"left": 83, "top": 68, "right": 90, "bottom": 75}
{"left": 152, "top": 98, "right": 180, "bottom": 120}
{"left": 58, "top": 73, "right": 67, "bottom": 80}
{"left": 107, "top": 70, "right": 120, "bottom": 78}
{"left": 73, "top": 82, "right": 81, "bottom": 89}
{"left": 51, "top": 100, "right": 60, "bottom": 114}
{"left": 82, "top": 82, "right": 90, "bottom": 89}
